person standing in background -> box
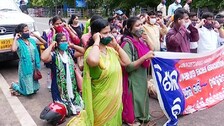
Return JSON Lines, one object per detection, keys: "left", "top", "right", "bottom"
{"left": 68, "top": 14, "right": 85, "bottom": 39}
{"left": 196, "top": 12, "right": 224, "bottom": 53}
{"left": 183, "top": 0, "right": 192, "bottom": 13}
{"left": 168, "top": 0, "right": 182, "bottom": 16}
{"left": 166, "top": 8, "right": 199, "bottom": 52}
{"left": 157, "top": 0, "right": 167, "bottom": 17}
{"left": 143, "top": 11, "right": 167, "bottom": 51}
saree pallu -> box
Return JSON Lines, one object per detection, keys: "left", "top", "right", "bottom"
{"left": 82, "top": 47, "right": 123, "bottom": 126}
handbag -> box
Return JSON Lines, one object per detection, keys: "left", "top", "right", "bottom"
{"left": 33, "top": 69, "right": 42, "bottom": 80}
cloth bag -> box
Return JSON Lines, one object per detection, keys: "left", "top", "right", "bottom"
{"left": 33, "top": 69, "right": 42, "bottom": 80}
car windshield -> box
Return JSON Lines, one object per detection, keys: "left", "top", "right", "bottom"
{"left": 0, "top": 0, "right": 20, "bottom": 11}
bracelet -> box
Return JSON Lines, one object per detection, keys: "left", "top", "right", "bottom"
{"left": 93, "top": 44, "right": 100, "bottom": 48}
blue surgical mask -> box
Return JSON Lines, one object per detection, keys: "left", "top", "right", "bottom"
{"left": 59, "top": 42, "right": 68, "bottom": 51}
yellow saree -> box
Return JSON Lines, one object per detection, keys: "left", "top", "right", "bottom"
{"left": 83, "top": 46, "right": 123, "bottom": 126}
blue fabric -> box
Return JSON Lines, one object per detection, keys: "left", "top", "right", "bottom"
{"left": 17, "top": 38, "right": 41, "bottom": 75}
{"left": 12, "top": 38, "right": 40, "bottom": 95}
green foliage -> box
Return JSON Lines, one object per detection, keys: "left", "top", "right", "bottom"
{"left": 30, "top": 0, "right": 224, "bottom": 12}
{"left": 191, "top": 0, "right": 224, "bottom": 10}
{"left": 30, "top": 0, "right": 74, "bottom": 7}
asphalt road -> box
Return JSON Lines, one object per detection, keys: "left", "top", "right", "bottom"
{"left": 0, "top": 17, "right": 224, "bottom": 126}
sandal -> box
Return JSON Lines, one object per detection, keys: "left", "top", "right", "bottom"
{"left": 146, "top": 120, "right": 156, "bottom": 126}
{"left": 10, "top": 90, "right": 20, "bottom": 96}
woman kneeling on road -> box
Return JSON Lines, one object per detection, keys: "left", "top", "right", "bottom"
{"left": 10, "top": 23, "right": 46, "bottom": 96}
{"left": 41, "top": 33, "right": 85, "bottom": 116}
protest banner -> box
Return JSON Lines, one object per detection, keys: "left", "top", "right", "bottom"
{"left": 151, "top": 46, "right": 224, "bottom": 126}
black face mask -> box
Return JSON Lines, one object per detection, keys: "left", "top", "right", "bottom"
{"left": 192, "top": 22, "right": 197, "bottom": 26}
{"left": 204, "top": 22, "right": 213, "bottom": 30}
{"left": 21, "top": 33, "right": 30, "bottom": 39}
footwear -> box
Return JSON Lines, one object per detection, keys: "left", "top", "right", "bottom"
{"left": 10, "top": 90, "right": 20, "bottom": 96}
{"left": 127, "top": 122, "right": 141, "bottom": 126}
{"left": 146, "top": 120, "right": 156, "bottom": 126}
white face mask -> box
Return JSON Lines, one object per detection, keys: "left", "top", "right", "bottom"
{"left": 149, "top": 18, "right": 157, "bottom": 25}
{"left": 112, "top": 33, "right": 118, "bottom": 38}
{"left": 176, "top": 0, "right": 181, "bottom": 3}
{"left": 184, "top": 22, "right": 191, "bottom": 28}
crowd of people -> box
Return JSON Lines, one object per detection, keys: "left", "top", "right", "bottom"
{"left": 9, "top": 0, "right": 224, "bottom": 125}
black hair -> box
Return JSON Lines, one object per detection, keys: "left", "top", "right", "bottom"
{"left": 120, "top": 19, "right": 128, "bottom": 34}
{"left": 52, "top": 15, "right": 63, "bottom": 25}
{"left": 216, "top": 14, "right": 224, "bottom": 19}
{"left": 48, "top": 18, "right": 52, "bottom": 26}
{"left": 87, "top": 19, "right": 109, "bottom": 48}
{"left": 174, "top": 8, "right": 187, "bottom": 22}
{"left": 189, "top": 12, "right": 197, "bottom": 18}
{"left": 157, "top": 11, "right": 163, "bottom": 14}
{"left": 110, "top": 25, "right": 116, "bottom": 31}
{"left": 121, "top": 17, "right": 140, "bottom": 43}
{"left": 68, "top": 14, "right": 78, "bottom": 25}
{"left": 14, "top": 23, "right": 27, "bottom": 36}
{"left": 90, "top": 15, "right": 103, "bottom": 25}
{"left": 201, "top": 12, "right": 214, "bottom": 19}
{"left": 55, "top": 33, "right": 65, "bottom": 43}
{"left": 147, "top": 11, "right": 156, "bottom": 16}
{"left": 108, "top": 17, "right": 115, "bottom": 23}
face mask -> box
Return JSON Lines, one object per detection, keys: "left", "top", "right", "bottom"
{"left": 59, "top": 42, "right": 68, "bottom": 51}
{"left": 112, "top": 33, "right": 118, "bottom": 38}
{"left": 184, "top": 22, "right": 191, "bottom": 28}
{"left": 176, "top": 0, "right": 181, "bottom": 3}
{"left": 54, "top": 26, "right": 63, "bottom": 33}
{"left": 133, "top": 29, "right": 144, "bottom": 38}
{"left": 21, "top": 33, "right": 30, "bottom": 39}
{"left": 150, "top": 18, "right": 157, "bottom": 25}
{"left": 100, "top": 36, "right": 112, "bottom": 45}
{"left": 192, "top": 22, "right": 197, "bottom": 26}
{"left": 204, "top": 22, "right": 213, "bottom": 30}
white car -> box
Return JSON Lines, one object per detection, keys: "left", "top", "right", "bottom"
{"left": 0, "top": 0, "right": 39, "bottom": 61}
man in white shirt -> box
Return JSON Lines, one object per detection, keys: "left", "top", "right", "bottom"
{"left": 183, "top": 0, "right": 192, "bottom": 13}
{"left": 168, "top": 0, "right": 182, "bottom": 16}
{"left": 157, "top": 0, "right": 167, "bottom": 17}
{"left": 196, "top": 12, "right": 224, "bottom": 53}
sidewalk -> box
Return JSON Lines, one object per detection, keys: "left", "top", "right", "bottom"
{"left": 0, "top": 74, "right": 36, "bottom": 126}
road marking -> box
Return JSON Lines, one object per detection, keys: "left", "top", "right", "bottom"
{"left": 0, "top": 74, "right": 37, "bottom": 126}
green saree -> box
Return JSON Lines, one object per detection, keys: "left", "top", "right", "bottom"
{"left": 83, "top": 47, "right": 123, "bottom": 126}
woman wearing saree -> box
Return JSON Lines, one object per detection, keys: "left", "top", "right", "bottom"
{"left": 11, "top": 23, "right": 46, "bottom": 96}
{"left": 41, "top": 33, "right": 85, "bottom": 116}
{"left": 83, "top": 19, "right": 131, "bottom": 126}
{"left": 121, "top": 17, "right": 155, "bottom": 125}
